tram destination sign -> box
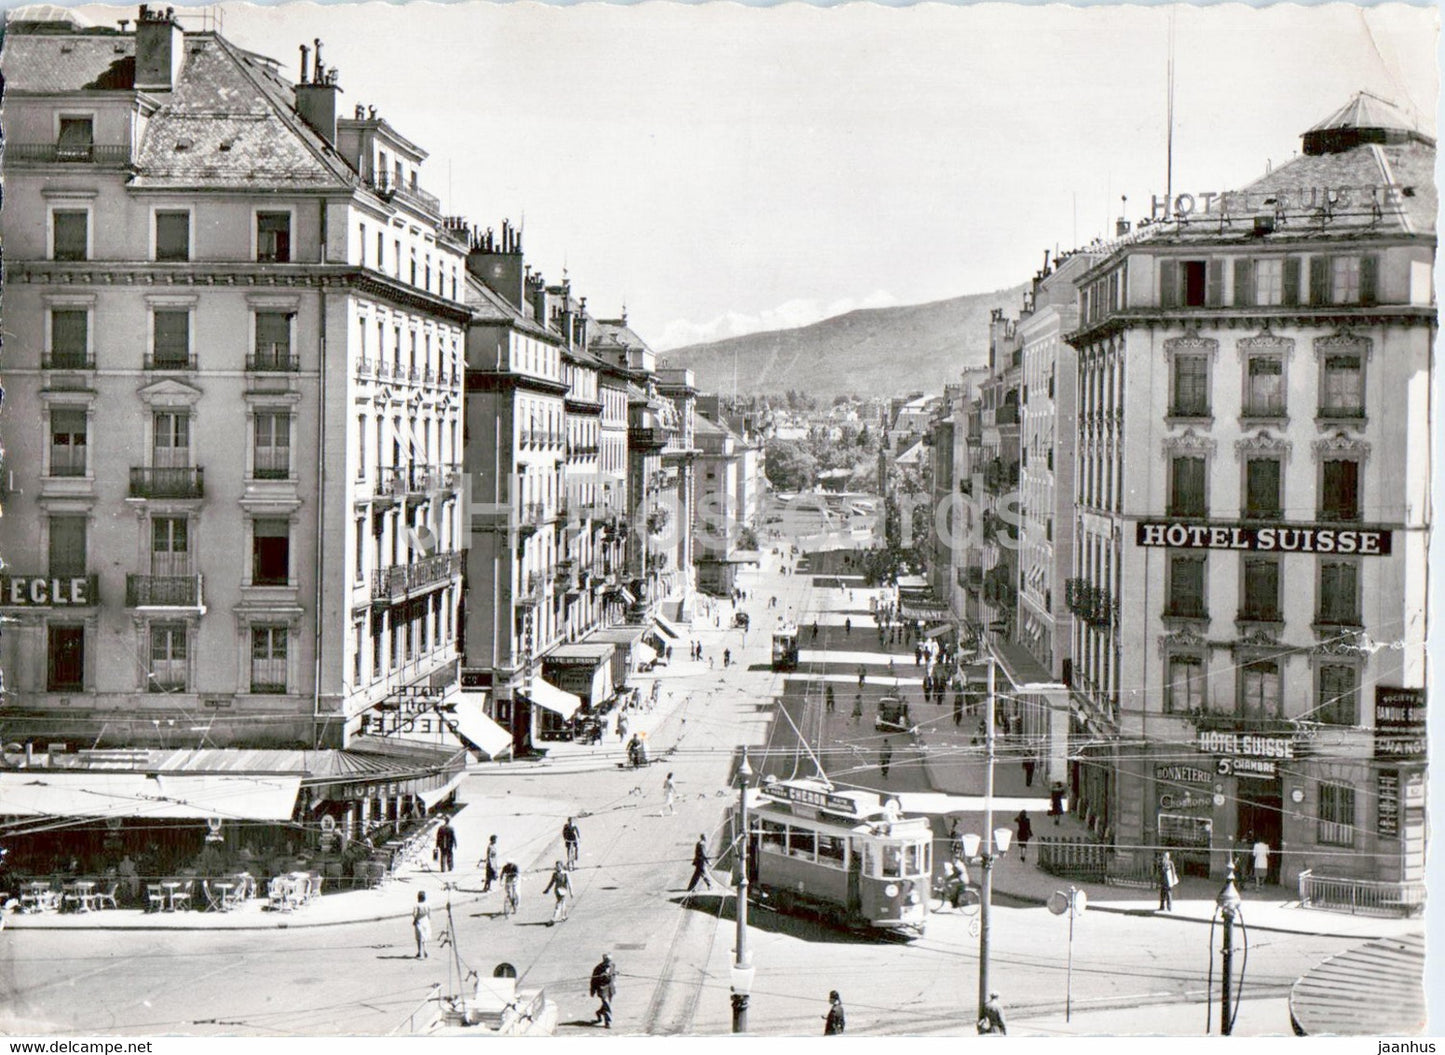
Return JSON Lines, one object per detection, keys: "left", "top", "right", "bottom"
{"left": 762, "top": 782, "right": 863, "bottom": 817}
{"left": 1374, "top": 686, "right": 1426, "bottom": 761}
{"left": 1135, "top": 522, "right": 1391, "bottom": 555}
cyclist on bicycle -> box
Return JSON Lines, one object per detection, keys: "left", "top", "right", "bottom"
{"left": 500, "top": 861, "right": 520, "bottom": 915}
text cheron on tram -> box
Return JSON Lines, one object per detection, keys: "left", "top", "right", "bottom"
{"left": 741, "top": 776, "right": 932, "bottom": 936}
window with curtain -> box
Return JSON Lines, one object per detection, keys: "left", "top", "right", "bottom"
{"left": 49, "top": 408, "right": 88, "bottom": 477}
{"left": 1239, "top": 660, "right": 1281, "bottom": 716}
{"left": 1166, "top": 654, "right": 1205, "bottom": 712}
{"left": 1244, "top": 356, "right": 1285, "bottom": 416}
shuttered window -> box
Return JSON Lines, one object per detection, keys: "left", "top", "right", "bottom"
{"left": 1321, "top": 459, "right": 1360, "bottom": 522}
{"left": 1169, "top": 456, "right": 1207, "bottom": 517}
{"left": 155, "top": 210, "right": 190, "bottom": 262}
{"left": 1241, "top": 558, "right": 1281, "bottom": 622}
{"left": 48, "top": 516, "right": 88, "bottom": 578}
{"left": 152, "top": 310, "right": 191, "bottom": 367}
{"left": 50, "top": 309, "right": 89, "bottom": 366}
{"left": 1318, "top": 560, "right": 1360, "bottom": 626}
{"left": 1244, "top": 457, "right": 1281, "bottom": 518}
{"left": 1171, "top": 354, "right": 1210, "bottom": 417}
{"left": 1317, "top": 664, "right": 1359, "bottom": 726}
{"left": 1167, "top": 555, "right": 1206, "bottom": 619}
{"left": 53, "top": 210, "right": 88, "bottom": 261}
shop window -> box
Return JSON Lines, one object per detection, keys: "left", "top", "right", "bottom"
{"left": 252, "top": 519, "right": 291, "bottom": 586}
{"left": 1317, "top": 781, "right": 1356, "bottom": 845}
{"left": 1166, "top": 654, "right": 1205, "bottom": 713}
{"left": 1316, "top": 664, "right": 1359, "bottom": 726}
{"left": 47, "top": 625, "right": 85, "bottom": 691}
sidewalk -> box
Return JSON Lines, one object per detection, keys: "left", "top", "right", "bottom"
{"left": 0, "top": 630, "right": 719, "bottom": 933}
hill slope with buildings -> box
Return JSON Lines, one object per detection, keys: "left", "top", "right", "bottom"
{"left": 659, "top": 285, "right": 1027, "bottom": 397}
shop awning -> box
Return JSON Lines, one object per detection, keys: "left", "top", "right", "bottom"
{"left": 0, "top": 771, "right": 301, "bottom": 821}
{"left": 446, "top": 696, "right": 512, "bottom": 760}
{"left": 1290, "top": 934, "right": 1425, "bottom": 1035}
{"left": 417, "top": 770, "right": 465, "bottom": 809}
{"left": 618, "top": 587, "right": 637, "bottom": 605}
{"left": 635, "top": 640, "right": 659, "bottom": 665}
{"left": 923, "top": 623, "right": 955, "bottom": 639}
{"left": 526, "top": 677, "right": 583, "bottom": 720}
{"left": 653, "top": 614, "right": 684, "bottom": 640}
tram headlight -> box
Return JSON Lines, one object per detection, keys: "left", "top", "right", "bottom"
{"left": 884, "top": 883, "right": 899, "bottom": 898}
{"left": 906, "top": 891, "right": 919, "bottom": 905}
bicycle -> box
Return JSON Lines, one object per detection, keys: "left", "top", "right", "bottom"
{"left": 931, "top": 877, "right": 982, "bottom": 937}
{"left": 501, "top": 876, "right": 519, "bottom": 918}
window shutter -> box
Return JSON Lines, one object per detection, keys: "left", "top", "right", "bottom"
{"left": 1282, "top": 256, "right": 1301, "bottom": 306}
{"left": 1159, "top": 259, "right": 1178, "bottom": 308}
{"left": 1359, "top": 254, "right": 1378, "bottom": 306}
{"left": 48, "top": 516, "right": 88, "bottom": 578}
{"left": 1233, "top": 258, "right": 1254, "bottom": 307}
{"left": 1206, "top": 259, "right": 1224, "bottom": 306}
{"left": 1309, "top": 256, "right": 1330, "bottom": 305}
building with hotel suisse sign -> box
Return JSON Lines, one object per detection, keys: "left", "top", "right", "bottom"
{"left": 1063, "top": 92, "right": 1431, "bottom": 893}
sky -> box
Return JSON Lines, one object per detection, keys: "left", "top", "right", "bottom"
{"left": 36, "top": 1, "right": 1443, "bottom": 349}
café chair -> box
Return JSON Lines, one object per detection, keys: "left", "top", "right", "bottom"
{"left": 94, "top": 882, "right": 119, "bottom": 911}
{"left": 146, "top": 884, "right": 167, "bottom": 913}
{"left": 170, "top": 879, "right": 194, "bottom": 911}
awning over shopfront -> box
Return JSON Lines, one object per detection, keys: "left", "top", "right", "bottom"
{"left": 0, "top": 771, "right": 301, "bottom": 821}
{"left": 542, "top": 642, "right": 616, "bottom": 706}
{"left": 525, "top": 677, "right": 583, "bottom": 721}
{"left": 1290, "top": 934, "right": 1425, "bottom": 1035}
{"left": 618, "top": 587, "right": 637, "bottom": 605}
{"left": 417, "top": 770, "right": 465, "bottom": 809}
{"left": 446, "top": 695, "right": 512, "bottom": 760}
{"left": 923, "top": 623, "right": 954, "bottom": 639}
{"left": 652, "top": 614, "right": 684, "bottom": 640}
{"left": 635, "top": 640, "right": 659, "bottom": 665}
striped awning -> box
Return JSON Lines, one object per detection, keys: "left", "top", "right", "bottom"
{"left": 1289, "top": 934, "right": 1426, "bottom": 1035}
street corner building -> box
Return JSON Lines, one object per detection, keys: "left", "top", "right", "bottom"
{"left": 1062, "top": 94, "right": 1432, "bottom": 897}
{"left": 939, "top": 93, "right": 1431, "bottom": 906}
{"left": 0, "top": 5, "right": 506, "bottom": 845}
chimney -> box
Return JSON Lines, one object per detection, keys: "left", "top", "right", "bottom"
{"left": 135, "top": 5, "right": 185, "bottom": 92}
{"left": 465, "top": 219, "right": 526, "bottom": 310}
{"left": 529, "top": 273, "right": 549, "bottom": 323}
{"left": 1116, "top": 218, "right": 1132, "bottom": 236}
{"left": 295, "top": 38, "right": 343, "bottom": 144}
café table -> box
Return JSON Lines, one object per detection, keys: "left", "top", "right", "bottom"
{"left": 22, "top": 881, "right": 57, "bottom": 914}
{"left": 211, "top": 880, "right": 236, "bottom": 911}
{"left": 161, "top": 879, "right": 183, "bottom": 912}
{"left": 63, "top": 879, "right": 97, "bottom": 913}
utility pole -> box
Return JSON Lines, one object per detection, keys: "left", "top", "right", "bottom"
{"left": 732, "top": 750, "right": 755, "bottom": 1033}
{"left": 977, "top": 652, "right": 997, "bottom": 1024}
{"left": 1218, "top": 862, "right": 1242, "bottom": 1035}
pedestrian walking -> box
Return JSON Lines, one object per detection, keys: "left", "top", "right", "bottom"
{"left": 1022, "top": 756, "right": 1036, "bottom": 788}
{"left": 685, "top": 834, "right": 713, "bottom": 892}
{"left": 562, "top": 817, "right": 581, "bottom": 869}
{"left": 662, "top": 772, "right": 677, "bottom": 815}
{"left": 844, "top": 617, "right": 852, "bottom": 637}
{"left": 1013, "top": 810, "right": 1033, "bottom": 861}
{"left": 879, "top": 738, "right": 892, "bottom": 780}
{"left": 1157, "top": 850, "right": 1178, "bottom": 911}
{"left": 825, "top": 685, "right": 835, "bottom": 713}
{"left": 858, "top": 666, "right": 867, "bottom": 689}
{"left": 1252, "top": 836, "right": 1271, "bottom": 888}
{"left": 723, "top": 648, "right": 731, "bottom": 667}
{"left": 978, "top": 992, "right": 1007, "bottom": 1034}
{"left": 851, "top": 693, "right": 863, "bottom": 721}
{"left": 499, "top": 860, "right": 520, "bottom": 917}
{"left": 543, "top": 860, "right": 572, "bottom": 923}
{"left": 1237, "top": 832, "right": 1255, "bottom": 883}
{"left": 434, "top": 818, "right": 457, "bottom": 873}
{"left": 823, "top": 990, "right": 846, "bottom": 1035}
{"left": 479, "top": 834, "right": 499, "bottom": 891}
{"left": 1049, "top": 781, "right": 1066, "bottom": 825}
{"left": 412, "top": 891, "right": 432, "bottom": 958}
{"left": 590, "top": 953, "right": 617, "bottom": 1028}
{"left": 953, "top": 690, "right": 964, "bottom": 726}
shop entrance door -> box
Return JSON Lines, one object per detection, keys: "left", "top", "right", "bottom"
{"left": 1236, "top": 785, "right": 1282, "bottom": 883}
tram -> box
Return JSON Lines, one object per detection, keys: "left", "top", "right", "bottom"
{"left": 771, "top": 624, "right": 800, "bottom": 672}
{"left": 741, "top": 775, "right": 932, "bottom": 936}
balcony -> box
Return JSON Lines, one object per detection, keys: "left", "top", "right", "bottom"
{"left": 6, "top": 142, "right": 132, "bottom": 167}
{"left": 516, "top": 572, "right": 543, "bottom": 607}
{"left": 370, "top": 551, "right": 461, "bottom": 606}
{"left": 629, "top": 426, "right": 669, "bottom": 450}
{"left": 130, "top": 467, "right": 204, "bottom": 499}
{"left": 126, "top": 574, "right": 203, "bottom": 609}
{"left": 1065, "top": 577, "right": 1117, "bottom": 629}
{"left": 365, "top": 172, "right": 442, "bottom": 216}
{"left": 517, "top": 502, "right": 547, "bottom": 538}
{"left": 41, "top": 351, "right": 95, "bottom": 370}
{"left": 247, "top": 345, "right": 300, "bottom": 372}
{"left": 144, "top": 353, "right": 197, "bottom": 372}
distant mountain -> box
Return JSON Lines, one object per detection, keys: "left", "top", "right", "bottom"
{"left": 658, "top": 285, "right": 1027, "bottom": 397}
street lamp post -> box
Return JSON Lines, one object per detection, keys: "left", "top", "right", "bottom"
{"left": 977, "top": 653, "right": 999, "bottom": 1027}
{"left": 1217, "top": 861, "right": 1242, "bottom": 1035}
{"left": 731, "top": 750, "right": 755, "bottom": 1034}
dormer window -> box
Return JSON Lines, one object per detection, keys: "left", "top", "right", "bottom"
{"left": 257, "top": 211, "right": 291, "bottom": 263}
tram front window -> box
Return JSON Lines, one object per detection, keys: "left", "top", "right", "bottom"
{"left": 882, "top": 844, "right": 904, "bottom": 878}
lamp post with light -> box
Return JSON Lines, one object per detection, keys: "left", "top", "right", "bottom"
{"left": 1216, "top": 861, "right": 1242, "bottom": 1035}
{"left": 731, "top": 750, "right": 755, "bottom": 1033}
